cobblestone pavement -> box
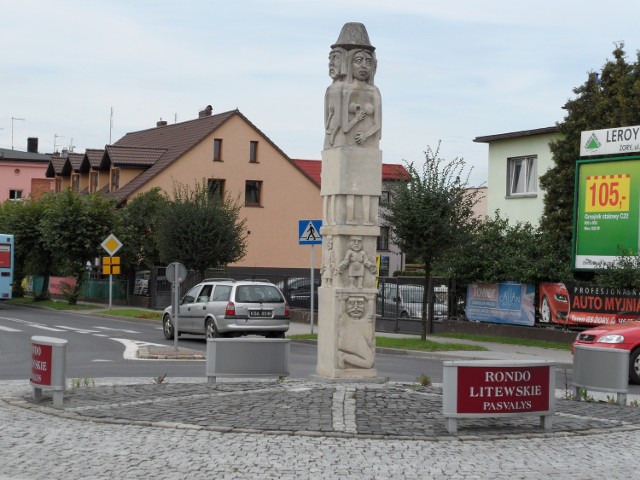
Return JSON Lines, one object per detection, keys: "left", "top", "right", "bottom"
{"left": 1, "top": 378, "right": 640, "bottom": 479}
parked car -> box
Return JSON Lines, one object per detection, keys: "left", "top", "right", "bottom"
{"left": 275, "top": 277, "right": 320, "bottom": 310}
{"left": 162, "top": 279, "right": 290, "bottom": 339}
{"left": 573, "top": 321, "right": 640, "bottom": 384}
{"left": 376, "top": 283, "right": 448, "bottom": 319}
{"left": 539, "top": 283, "right": 570, "bottom": 324}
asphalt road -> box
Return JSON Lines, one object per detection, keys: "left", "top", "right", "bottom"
{"left": 0, "top": 303, "right": 443, "bottom": 383}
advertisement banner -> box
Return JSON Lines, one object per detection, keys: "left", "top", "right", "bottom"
{"left": 465, "top": 283, "right": 535, "bottom": 326}
{"left": 0, "top": 243, "right": 11, "bottom": 268}
{"left": 564, "top": 283, "right": 640, "bottom": 326}
{"left": 574, "top": 156, "right": 640, "bottom": 269}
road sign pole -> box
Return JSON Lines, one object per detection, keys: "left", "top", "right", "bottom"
{"left": 173, "top": 269, "right": 180, "bottom": 351}
{"left": 108, "top": 273, "right": 113, "bottom": 310}
{"left": 310, "top": 244, "right": 315, "bottom": 334}
{"left": 298, "top": 219, "right": 322, "bottom": 334}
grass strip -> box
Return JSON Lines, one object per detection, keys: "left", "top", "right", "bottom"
{"left": 433, "top": 332, "right": 572, "bottom": 350}
{"left": 104, "top": 309, "right": 162, "bottom": 320}
{"left": 6, "top": 297, "right": 102, "bottom": 311}
{"left": 289, "top": 334, "right": 487, "bottom": 352}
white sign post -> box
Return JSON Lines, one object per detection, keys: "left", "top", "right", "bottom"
{"left": 100, "top": 234, "right": 122, "bottom": 310}
{"left": 298, "top": 220, "right": 322, "bottom": 334}
{"left": 166, "top": 262, "right": 187, "bottom": 351}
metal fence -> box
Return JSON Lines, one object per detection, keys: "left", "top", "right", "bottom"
{"left": 375, "top": 276, "right": 458, "bottom": 334}
{"left": 40, "top": 267, "right": 458, "bottom": 326}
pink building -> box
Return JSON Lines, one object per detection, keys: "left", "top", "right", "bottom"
{"left": 0, "top": 138, "right": 53, "bottom": 202}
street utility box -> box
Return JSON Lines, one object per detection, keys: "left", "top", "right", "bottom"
{"left": 30, "top": 336, "right": 67, "bottom": 408}
{"left": 572, "top": 344, "right": 629, "bottom": 404}
{"left": 206, "top": 338, "right": 290, "bottom": 383}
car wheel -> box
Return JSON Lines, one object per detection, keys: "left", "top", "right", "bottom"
{"left": 540, "top": 296, "right": 551, "bottom": 323}
{"left": 162, "top": 314, "right": 174, "bottom": 340}
{"left": 205, "top": 318, "right": 220, "bottom": 339}
{"left": 400, "top": 311, "right": 409, "bottom": 318}
{"left": 630, "top": 349, "right": 640, "bottom": 384}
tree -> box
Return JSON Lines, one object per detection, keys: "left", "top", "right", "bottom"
{"left": 593, "top": 252, "right": 640, "bottom": 290}
{"left": 38, "top": 190, "right": 117, "bottom": 304}
{"left": 116, "top": 188, "right": 168, "bottom": 289}
{"left": 539, "top": 43, "right": 640, "bottom": 270}
{"left": 445, "top": 211, "right": 573, "bottom": 286}
{"left": 156, "top": 181, "right": 247, "bottom": 274}
{"left": 0, "top": 197, "right": 59, "bottom": 299}
{"left": 382, "top": 144, "right": 481, "bottom": 339}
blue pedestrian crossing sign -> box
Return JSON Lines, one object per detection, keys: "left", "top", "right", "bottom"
{"left": 298, "top": 220, "right": 322, "bottom": 245}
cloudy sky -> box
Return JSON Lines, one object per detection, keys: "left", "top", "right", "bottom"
{"left": 3, "top": 0, "right": 640, "bottom": 185}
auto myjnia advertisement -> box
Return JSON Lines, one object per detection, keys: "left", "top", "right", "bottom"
{"left": 465, "top": 283, "right": 535, "bottom": 326}
{"left": 539, "top": 282, "right": 640, "bottom": 326}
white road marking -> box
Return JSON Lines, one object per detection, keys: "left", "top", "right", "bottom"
{"left": 0, "top": 317, "right": 66, "bottom": 332}
{"left": 29, "top": 324, "right": 66, "bottom": 332}
{"left": 94, "top": 327, "right": 141, "bottom": 334}
{"left": 111, "top": 338, "right": 166, "bottom": 360}
{"left": 0, "top": 325, "right": 21, "bottom": 332}
{"left": 55, "top": 325, "right": 102, "bottom": 334}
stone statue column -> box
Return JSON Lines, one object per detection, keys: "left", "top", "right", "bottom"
{"left": 316, "top": 22, "right": 382, "bottom": 379}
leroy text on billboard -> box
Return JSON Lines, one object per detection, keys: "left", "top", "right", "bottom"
{"left": 606, "top": 127, "right": 640, "bottom": 142}
{"left": 581, "top": 125, "right": 640, "bottom": 156}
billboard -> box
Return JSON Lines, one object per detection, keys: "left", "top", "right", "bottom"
{"left": 465, "top": 283, "right": 535, "bottom": 326}
{"left": 574, "top": 155, "right": 640, "bottom": 269}
{"left": 580, "top": 126, "right": 640, "bottom": 157}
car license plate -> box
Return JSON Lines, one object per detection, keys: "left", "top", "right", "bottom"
{"left": 249, "top": 309, "right": 272, "bottom": 318}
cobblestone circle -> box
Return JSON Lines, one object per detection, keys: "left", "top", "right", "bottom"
{"left": 1, "top": 378, "right": 640, "bottom": 479}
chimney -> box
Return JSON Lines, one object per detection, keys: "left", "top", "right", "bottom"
{"left": 61, "top": 148, "right": 69, "bottom": 159}
{"left": 156, "top": 119, "right": 168, "bottom": 127}
{"left": 198, "top": 105, "right": 213, "bottom": 118}
{"left": 27, "top": 137, "right": 38, "bottom": 153}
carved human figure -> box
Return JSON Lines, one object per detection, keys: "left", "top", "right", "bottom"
{"left": 320, "top": 236, "right": 335, "bottom": 286}
{"left": 337, "top": 295, "right": 374, "bottom": 369}
{"left": 337, "top": 235, "right": 377, "bottom": 288}
{"left": 341, "top": 48, "right": 382, "bottom": 149}
{"left": 324, "top": 47, "right": 346, "bottom": 149}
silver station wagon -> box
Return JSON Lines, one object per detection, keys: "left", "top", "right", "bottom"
{"left": 162, "top": 279, "right": 290, "bottom": 339}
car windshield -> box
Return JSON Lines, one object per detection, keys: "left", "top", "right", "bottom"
{"left": 236, "top": 285, "right": 284, "bottom": 303}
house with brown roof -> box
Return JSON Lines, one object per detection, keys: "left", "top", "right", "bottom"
{"left": 46, "top": 106, "right": 408, "bottom": 274}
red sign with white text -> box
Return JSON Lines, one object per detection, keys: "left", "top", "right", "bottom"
{"left": 0, "top": 244, "right": 11, "bottom": 268}
{"left": 456, "top": 366, "right": 550, "bottom": 414}
{"left": 31, "top": 343, "right": 52, "bottom": 386}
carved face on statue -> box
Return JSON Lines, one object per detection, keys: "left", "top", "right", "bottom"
{"left": 352, "top": 50, "right": 373, "bottom": 82}
{"left": 350, "top": 236, "right": 363, "bottom": 251}
{"left": 346, "top": 296, "right": 366, "bottom": 319}
{"left": 328, "top": 48, "right": 343, "bottom": 80}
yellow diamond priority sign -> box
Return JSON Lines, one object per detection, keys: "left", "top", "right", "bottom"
{"left": 101, "top": 234, "right": 122, "bottom": 256}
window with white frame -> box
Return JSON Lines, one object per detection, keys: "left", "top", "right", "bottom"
{"left": 507, "top": 156, "right": 537, "bottom": 196}
{"left": 9, "top": 189, "right": 23, "bottom": 200}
